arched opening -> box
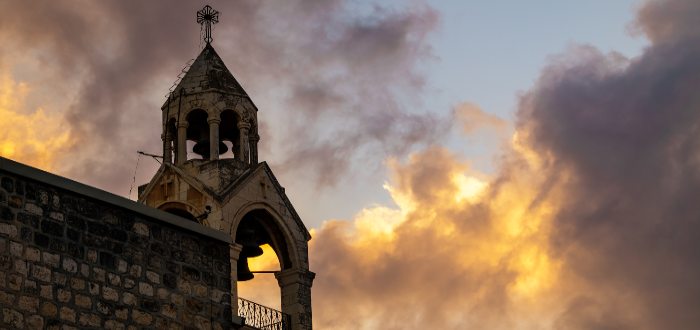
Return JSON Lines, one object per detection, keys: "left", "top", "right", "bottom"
{"left": 234, "top": 208, "right": 292, "bottom": 322}
{"left": 163, "top": 208, "right": 197, "bottom": 222}
{"left": 238, "top": 244, "right": 282, "bottom": 310}
{"left": 158, "top": 202, "right": 199, "bottom": 222}
{"left": 219, "top": 109, "right": 240, "bottom": 160}
{"left": 185, "top": 109, "right": 209, "bottom": 160}
{"left": 185, "top": 109, "right": 229, "bottom": 160}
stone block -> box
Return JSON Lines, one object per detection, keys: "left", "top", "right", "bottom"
{"left": 88, "top": 282, "right": 100, "bottom": 295}
{"left": 123, "top": 277, "right": 136, "bottom": 289}
{"left": 14, "top": 259, "right": 28, "bottom": 275}
{"left": 122, "top": 292, "right": 136, "bottom": 305}
{"left": 193, "top": 284, "right": 208, "bottom": 298}
{"left": 114, "top": 307, "right": 129, "bottom": 320}
{"left": 53, "top": 272, "right": 67, "bottom": 285}
{"left": 70, "top": 278, "right": 85, "bottom": 290}
{"left": 161, "top": 303, "right": 177, "bottom": 319}
{"left": 42, "top": 252, "right": 60, "bottom": 268}
{"left": 62, "top": 257, "right": 78, "bottom": 273}
{"left": 104, "top": 320, "right": 125, "bottom": 330}
{"left": 57, "top": 289, "right": 71, "bottom": 303}
{"left": 132, "top": 223, "right": 149, "bottom": 236}
{"left": 96, "top": 300, "right": 112, "bottom": 315}
{"left": 40, "top": 302, "right": 57, "bottom": 317}
{"left": 146, "top": 270, "right": 160, "bottom": 284}
{"left": 139, "top": 281, "right": 154, "bottom": 296}
{"left": 59, "top": 306, "right": 76, "bottom": 323}
{"left": 194, "top": 315, "right": 211, "bottom": 330}
{"left": 0, "top": 291, "right": 15, "bottom": 304}
{"left": 132, "top": 309, "right": 153, "bottom": 326}
{"left": 31, "top": 264, "right": 51, "bottom": 282}
{"left": 78, "top": 313, "right": 101, "bottom": 327}
{"left": 7, "top": 273, "right": 22, "bottom": 290}
{"left": 75, "top": 294, "right": 92, "bottom": 309}
{"left": 25, "top": 203, "right": 43, "bottom": 215}
{"left": 102, "top": 286, "right": 119, "bottom": 302}
{"left": 18, "top": 295, "right": 39, "bottom": 312}
{"left": 92, "top": 267, "right": 106, "bottom": 282}
{"left": 2, "top": 308, "right": 23, "bottom": 328}
{"left": 9, "top": 241, "right": 22, "bottom": 256}
{"left": 24, "top": 247, "right": 40, "bottom": 262}
{"left": 27, "top": 315, "right": 44, "bottom": 329}
{"left": 108, "top": 272, "right": 121, "bottom": 286}
{"left": 49, "top": 211, "right": 64, "bottom": 221}
{"left": 129, "top": 265, "right": 142, "bottom": 277}
{"left": 40, "top": 284, "right": 53, "bottom": 299}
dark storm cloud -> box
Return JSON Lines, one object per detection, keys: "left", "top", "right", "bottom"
{"left": 0, "top": 0, "right": 443, "bottom": 192}
{"left": 518, "top": 0, "right": 700, "bottom": 328}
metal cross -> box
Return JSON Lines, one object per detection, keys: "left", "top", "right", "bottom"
{"left": 197, "top": 5, "right": 219, "bottom": 44}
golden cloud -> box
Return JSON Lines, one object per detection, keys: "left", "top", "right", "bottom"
{"left": 0, "top": 71, "right": 73, "bottom": 171}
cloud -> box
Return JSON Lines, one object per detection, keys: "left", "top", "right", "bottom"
{"left": 454, "top": 102, "right": 509, "bottom": 135}
{"left": 0, "top": 0, "right": 445, "bottom": 192}
{"left": 0, "top": 69, "right": 73, "bottom": 171}
{"left": 242, "top": 0, "right": 700, "bottom": 328}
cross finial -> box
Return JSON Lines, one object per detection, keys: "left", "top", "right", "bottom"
{"left": 197, "top": 5, "right": 219, "bottom": 44}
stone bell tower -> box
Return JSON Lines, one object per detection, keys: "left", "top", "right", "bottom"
{"left": 138, "top": 6, "right": 314, "bottom": 330}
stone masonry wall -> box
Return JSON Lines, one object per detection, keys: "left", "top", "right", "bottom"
{"left": 0, "top": 166, "right": 233, "bottom": 329}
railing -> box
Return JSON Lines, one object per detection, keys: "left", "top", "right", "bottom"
{"left": 238, "top": 297, "right": 291, "bottom": 330}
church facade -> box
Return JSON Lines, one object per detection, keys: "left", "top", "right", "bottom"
{"left": 138, "top": 6, "right": 314, "bottom": 330}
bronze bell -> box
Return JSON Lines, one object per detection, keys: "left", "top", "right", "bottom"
{"left": 192, "top": 140, "right": 228, "bottom": 159}
{"left": 237, "top": 258, "right": 254, "bottom": 281}
{"left": 239, "top": 228, "right": 263, "bottom": 258}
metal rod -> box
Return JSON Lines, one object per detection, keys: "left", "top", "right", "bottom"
{"left": 137, "top": 151, "right": 163, "bottom": 158}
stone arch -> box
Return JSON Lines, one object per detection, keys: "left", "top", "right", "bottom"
{"left": 219, "top": 109, "right": 241, "bottom": 160}
{"left": 227, "top": 201, "right": 300, "bottom": 269}
{"left": 185, "top": 109, "right": 211, "bottom": 159}
{"left": 156, "top": 201, "right": 199, "bottom": 222}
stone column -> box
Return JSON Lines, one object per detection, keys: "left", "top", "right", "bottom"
{"left": 176, "top": 122, "right": 188, "bottom": 165}
{"left": 249, "top": 134, "right": 259, "bottom": 165}
{"left": 276, "top": 268, "right": 315, "bottom": 330}
{"left": 161, "top": 133, "right": 172, "bottom": 164}
{"left": 230, "top": 243, "right": 243, "bottom": 317}
{"left": 237, "top": 122, "right": 251, "bottom": 164}
{"left": 208, "top": 118, "right": 221, "bottom": 161}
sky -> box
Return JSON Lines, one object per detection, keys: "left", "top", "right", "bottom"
{"left": 2, "top": 0, "right": 700, "bottom": 329}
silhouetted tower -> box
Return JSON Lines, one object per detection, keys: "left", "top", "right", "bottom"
{"left": 139, "top": 6, "right": 314, "bottom": 329}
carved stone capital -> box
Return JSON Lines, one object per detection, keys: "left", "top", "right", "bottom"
{"left": 237, "top": 122, "right": 251, "bottom": 130}
{"left": 275, "top": 268, "right": 316, "bottom": 287}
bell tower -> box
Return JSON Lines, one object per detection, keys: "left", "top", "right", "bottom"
{"left": 139, "top": 6, "right": 314, "bottom": 330}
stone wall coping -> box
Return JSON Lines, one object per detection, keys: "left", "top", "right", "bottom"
{"left": 0, "top": 156, "right": 231, "bottom": 243}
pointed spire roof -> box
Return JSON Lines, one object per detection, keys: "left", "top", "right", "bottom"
{"left": 171, "top": 43, "right": 248, "bottom": 97}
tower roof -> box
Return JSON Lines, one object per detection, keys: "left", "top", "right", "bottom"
{"left": 171, "top": 43, "right": 249, "bottom": 97}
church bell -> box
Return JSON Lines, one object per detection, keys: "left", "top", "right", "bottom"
{"left": 237, "top": 258, "right": 254, "bottom": 281}
{"left": 192, "top": 126, "right": 228, "bottom": 159}
{"left": 239, "top": 227, "right": 263, "bottom": 258}
{"left": 236, "top": 227, "right": 262, "bottom": 281}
